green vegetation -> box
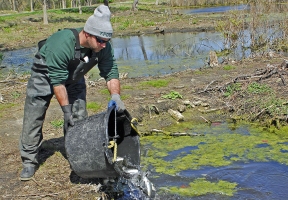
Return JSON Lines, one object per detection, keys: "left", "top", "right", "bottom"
{"left": 140, "top": 121, "right": 288, "bottom": 197}
{"left": 99, "top": 89, "right": 110, "bottom": 95}
{"left": 224, "top": 83, "right": 241, "bottom": 97}
{"left": 122, "top": 85, "right": 133, "bottom": 90}
{"left": 11, "top": 91, "right": 21, "bottom": 99}
{"left": 168, "top": 178, "right": 237, "bottom": 197}
{"left": 50, "top": 119, "right": 64, "bottom": 128}
{"left": 247, "top": 82, "right": 272, "bottom": 94}
{"left": 0, "top": 103, "right": 15, "bottom": 117}
{"left": 161, "top": 90, "right": 183, "bottom": 99}
{"left": 87, "top": 102, "right": 102, "bottom": 113}
{"left": 139, "top": 79, "right": 170, "bottom": 88}
{"left": 223, "top": 65, "right": 235, "bottom": 70}
{"left": 120, "top": 94, "right": 130, "bottom": 100}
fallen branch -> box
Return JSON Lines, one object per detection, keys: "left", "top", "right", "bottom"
{"left": 200, "top": 116, "right": 211, "bottom": 123}
{"left": 252, "top": 105, "right": 274, "bottom": 121}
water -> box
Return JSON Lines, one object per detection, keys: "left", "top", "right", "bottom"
{"left": 0, "top": 4, "right": 281, "bottom": 79}
{"left": 179, "top": 4, "right": 249, "bottom": 14}
{"left": 140, "top": 122, "right": 288, "bottom": 199}
{"left": 101, "top": 158, "right": 158, "bottom": 199}
{"left": 0, "top": 31, "right": 225, "bottom": 78}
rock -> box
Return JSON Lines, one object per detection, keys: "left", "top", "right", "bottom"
{"left": 177, "top": 104, "right": 186, "bottom": 113}
{"left": 168, "top": 109, "right": 184, "bottom": 122}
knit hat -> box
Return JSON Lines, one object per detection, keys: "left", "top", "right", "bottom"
{"left": 84, "top": 5, "right": 113, "bottom": 39}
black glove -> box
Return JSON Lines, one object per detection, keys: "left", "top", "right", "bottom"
{"left": 108, "top": 94, "right": 126, "bottom": 113}
{"left": 61, "top": 104, "right": 74, "bottom": 134}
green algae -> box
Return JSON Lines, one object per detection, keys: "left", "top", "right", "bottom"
{"left": 168, "top": 178, "right": 237, "bottom": 197}
{"left": 140, "top": 121, "right": 288, "bottom": 197}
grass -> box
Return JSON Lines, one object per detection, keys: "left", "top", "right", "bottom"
{"left": 0, "top": 103, "right": 15, "bottom": 117}
{"left": 223, "top": 83, "right": 241, "bottom": 97}
{"left": 87, "top": 102, "right": 102, "bottom": 113}
{"left": 247, "top": 82, "right": 272, "bottom": 94}
{"left": 223, "top": 65, "right": 235, "bottom": 70}
{"left": 139, "top": 79, "right": 170, "bottom": 88}
{"left": 50, "top": 119, "right": 64, "bottom": 128}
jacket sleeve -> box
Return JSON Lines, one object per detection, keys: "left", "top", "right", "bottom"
{"left": 97, "top": 42, "right": 119, "bottom": 81}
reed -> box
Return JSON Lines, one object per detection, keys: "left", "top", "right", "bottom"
{"left": 216, "top": 0, "right": 288, "bottom": 53}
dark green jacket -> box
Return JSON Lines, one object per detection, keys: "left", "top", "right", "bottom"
{"left": 39, "top": 28, "right": 119, "bottom": 86}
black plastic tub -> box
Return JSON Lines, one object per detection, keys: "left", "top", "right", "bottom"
{"left": 65, "top": 106, "right": 140, "bottom": 179}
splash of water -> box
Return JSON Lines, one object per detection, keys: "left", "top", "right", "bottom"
{"left": 102, "top": 157, "right": 159, "bottom": 199}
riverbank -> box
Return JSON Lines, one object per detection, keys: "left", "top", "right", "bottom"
{"left": 1, "top": 51, "right": 288, "bottom": 198}
{"left": 0, "top": 3, "right": 220, "bottom": 51}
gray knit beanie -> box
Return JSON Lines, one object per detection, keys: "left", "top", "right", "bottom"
{"left": 84, "top": 5, "right": 113, "bottom": 39}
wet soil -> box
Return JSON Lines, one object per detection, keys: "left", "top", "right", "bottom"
{"left": 1, "top": 7, "right": 288, "bottom": 200}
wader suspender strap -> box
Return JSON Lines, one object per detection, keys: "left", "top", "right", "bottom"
{"left": 69, "top": 29, "right": 81, "bottom": 60}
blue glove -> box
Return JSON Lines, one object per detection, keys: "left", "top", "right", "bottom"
{"left": 108, "top": 94, "right": 125, "bottom": 113}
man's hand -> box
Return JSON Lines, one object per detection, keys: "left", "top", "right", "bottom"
{"left": 108, "top": 94, "right": 125, "bottom": 113}
{"left": 61, "top": 104, "right": 75, "bottom": 134}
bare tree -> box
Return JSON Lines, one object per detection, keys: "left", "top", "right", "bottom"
{"left": 86, "top": 0, "right": 92, "bottom": 6}
{"left": 71, "top": 0, "right": 76, "bottom": 7}
{"left": 78, "top": 0, "right": 82, "bottom": 14}
{"left": 43, "top": 0, "right": 48, "bottom": 24}
{"left": 30, "top": 0, "right": 34, "bottom": 11}
{"left": 11, "top": 0, "right": 16, "bottom": 11}
{"left": 62, "top": 0, "right": 66, "bottom": 8}
{"left": 132, "top": 0, "right": 138, "bottom": 11}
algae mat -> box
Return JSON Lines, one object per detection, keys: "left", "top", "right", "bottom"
{"left": 140, "top": 122, "right": 288, "bottom": 199}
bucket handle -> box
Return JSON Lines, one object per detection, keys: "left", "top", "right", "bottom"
{"left": 106, "top": 106, "right": 119, "bottom": 162}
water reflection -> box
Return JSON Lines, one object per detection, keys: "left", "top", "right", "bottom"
{"left": 111, "top": 32, "right": 225, "bottom": 77}
{"left": 1, "top": 31, "right": 225, "bottom": 78}
{"left": 179, "top": 4, "right": 249, "bottom": 14}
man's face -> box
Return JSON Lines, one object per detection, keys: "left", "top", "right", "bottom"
{"left": 88, "top": 34, "right": 110, "bottom": 52}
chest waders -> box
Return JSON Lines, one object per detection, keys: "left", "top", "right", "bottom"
{"left": 19, "top": 29, "right": 98, "bottom": 168}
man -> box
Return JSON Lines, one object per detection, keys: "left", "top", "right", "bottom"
{"left": 19, "top": 5, "right": 125, "bottom": 181}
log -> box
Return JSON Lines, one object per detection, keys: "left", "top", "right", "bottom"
{"left": 168, "top": 109, "right": 184, "bottom": 122}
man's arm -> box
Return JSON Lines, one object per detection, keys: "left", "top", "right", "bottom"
{"left": 107, "top": 78, "right": 125, "bottom": 112}
{"left": 53, "top": 84, "right": 69, "bottom": 106}
{"left": 106, "top": 78, "right": 120, "bottom": 95}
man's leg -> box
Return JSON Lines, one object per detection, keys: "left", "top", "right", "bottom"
{"left": 19, "top": 71, "right": 53, "bottom": 180}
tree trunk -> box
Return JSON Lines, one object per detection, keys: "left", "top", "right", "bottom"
{"left": 12, "top": 0, "right": 16, "bottom": 11}
{"left": 62, "top": 0, "right": 66, "bottom": 8}
{"left": 30, "top": 0, "right": 34, "bottom": 11}
{"left": 155, "top": 0, "right": 159, "bottom": 5}
{"left": 78, "top": 0, "right": 82, "bottom": 14}
{"left": 43, "top": 0, "right": 48, "bottom": 24}
{"left": 132, "top": 0, "right": 138, "bottom": 11}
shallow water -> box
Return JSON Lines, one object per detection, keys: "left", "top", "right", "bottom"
{"left": 179, "top": 4, "right": 249, "bottom": 14}
{"left": 140, "top": 122, "right": 288, "bottom": 199}
{"left": 0, "top": 31, "right": 226, "bottom": 78}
